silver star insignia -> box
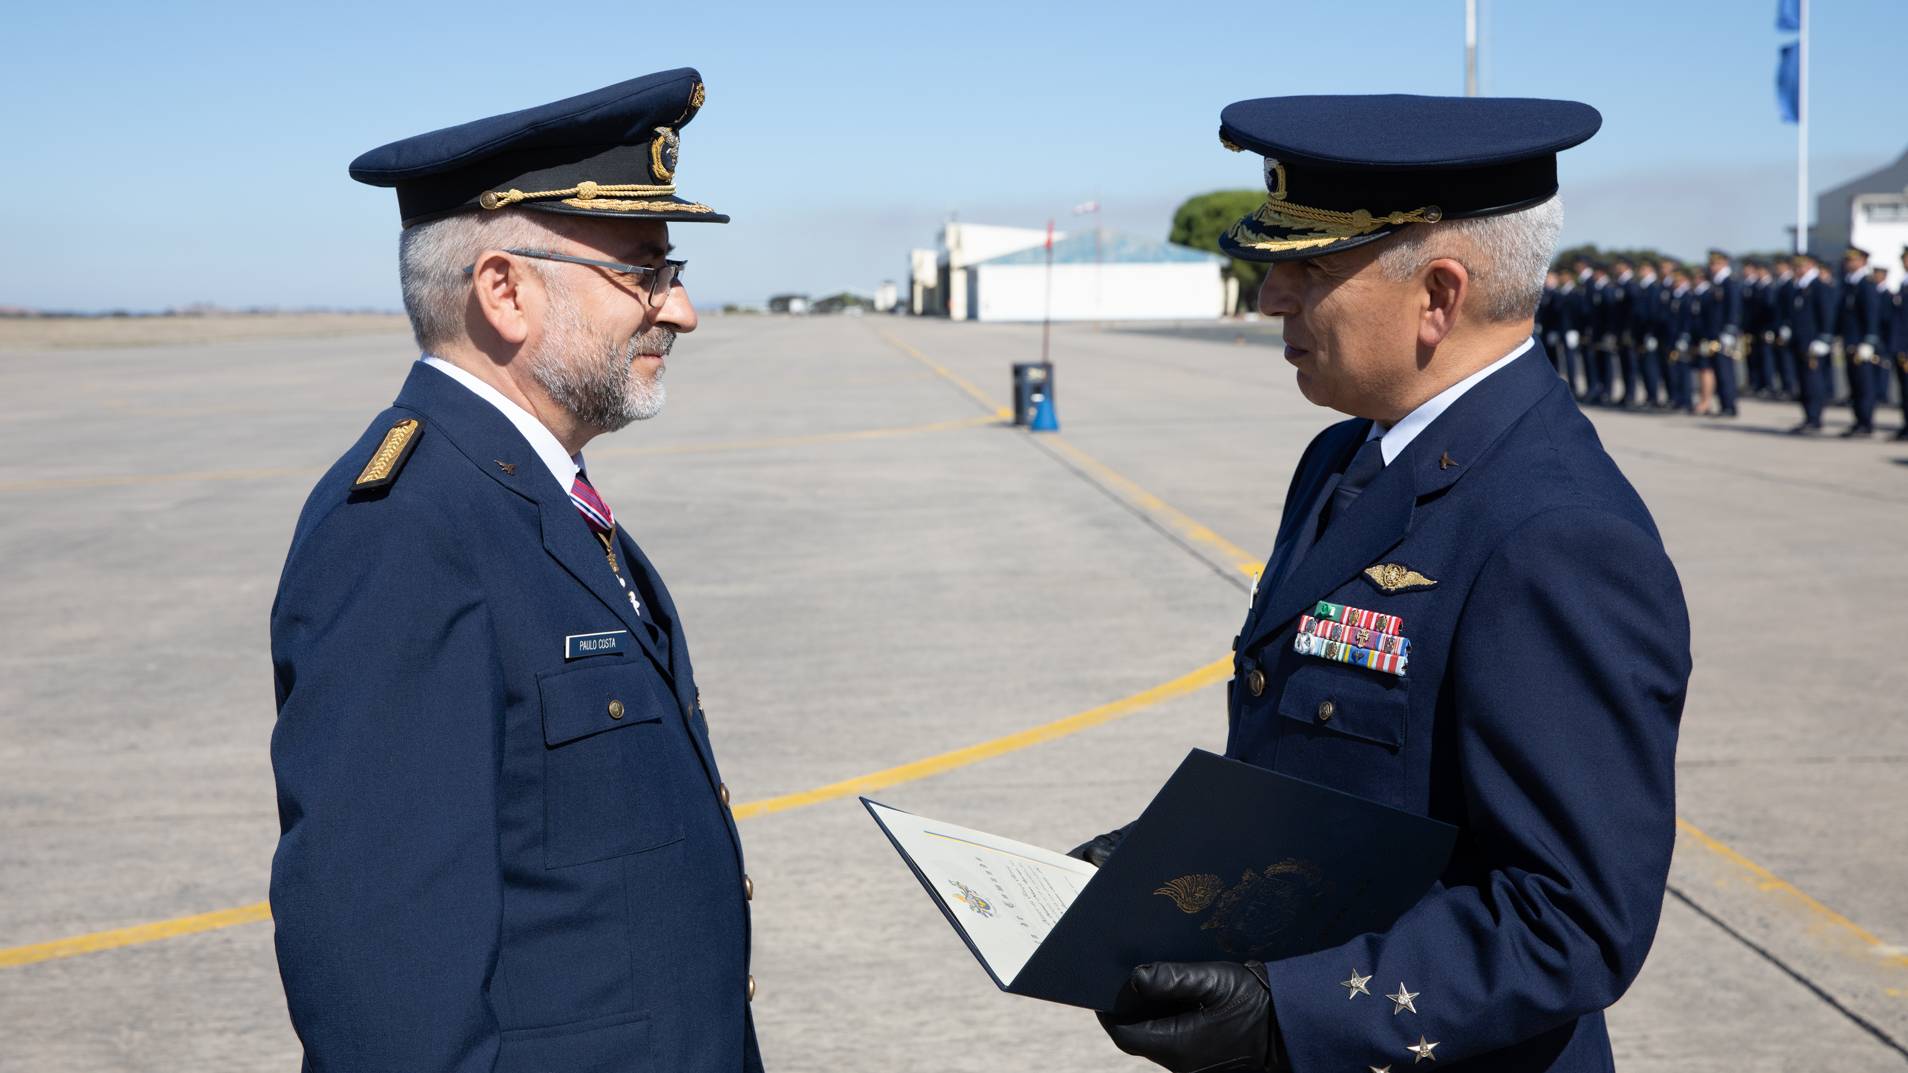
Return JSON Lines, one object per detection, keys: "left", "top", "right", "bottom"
{"left": 1369, "top": 1067, "right": 1393, "bottom": 1073}
{"left": 1341, "top": 969, "right": 1372, "bottom": 999}
{"left": 1408, "top": 1036, "right": 1439, "bottom": 1063}
{"left": 1387, "top": 982, "right": 1419, "bottom": 1015}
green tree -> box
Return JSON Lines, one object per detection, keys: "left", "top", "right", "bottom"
{"left": 1170, "top": 190, "right": 1269, "bottom": 313}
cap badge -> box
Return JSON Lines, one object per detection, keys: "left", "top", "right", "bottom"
{"left": 650, "top": 126, "right": 680, "bottom": 182}
{"left": 1264, "top": 157, "right": 1288, "bottom": 201}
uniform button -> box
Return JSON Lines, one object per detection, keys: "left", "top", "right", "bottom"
{"left": 747, "top": 975, "right": 756, "bottom": 1002}
{"left": 1317, "top": 700, "right": 1336, "bottom": 723}
{"left": 743, "top": 874, "right": 754, "bottom": 901}
{"left": 1246, "top": 669, "right": 1267, "bottom": 697}
{"left": 607, "top": 699, "right": 625, "bottom": 720}
{"left": 718, "top": 783, "right": 731, "bottom": 807}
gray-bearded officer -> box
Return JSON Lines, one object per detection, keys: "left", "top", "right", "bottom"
{"left": 269, "top": 69, "right": 763, "bottom": 1072}
{"left": 1075, "top": 94, "right": 1688, "bottom": 1073}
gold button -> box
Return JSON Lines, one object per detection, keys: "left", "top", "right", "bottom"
{"left": 743, "top": 874, "right": 754, "bottom": 901}
{"left": 1317, "top": 700, "right": 1336, "bottom": 723}
{"left": 747, "top": 974, "right": 756, "bottom": 1002}
{"left": 1246, "top": 669, "right": 1266, "bottom": 697}
{"left": 718, "top": 783, "right": 731, "bottom": 807}
{"left": 607, "top": 699, "right": 625, "bottom": 720}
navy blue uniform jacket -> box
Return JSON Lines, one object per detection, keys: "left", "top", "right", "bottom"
{"left": 270, "top": 363, "right": 760, "bottom": 1073}
{"left": 1229, "top": 345, "right": 1689, "bottom": 1072}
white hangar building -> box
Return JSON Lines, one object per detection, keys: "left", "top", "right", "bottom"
{"left": 962, "top": 231, "right": 1228, "bottom": 323}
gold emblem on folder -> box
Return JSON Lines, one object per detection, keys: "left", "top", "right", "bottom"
{"left": 1154, "top": 874, "right": 1225, "bottom": 913}
{"left": 1155, "top": 860, "right": 1331, "bottom": 956}
{"left": 1364, "top": 562, "right": 1438, "bottom": 594}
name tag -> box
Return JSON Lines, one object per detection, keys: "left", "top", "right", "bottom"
{"left": 564, "top": 630, "right": 630, "bottom": 660}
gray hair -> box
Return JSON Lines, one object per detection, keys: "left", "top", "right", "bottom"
{"left": 1374, "top": 195, "right": 1563, "bottom": 323}
{"left": 397, "top": 210, "right": 573, "bottom": 350}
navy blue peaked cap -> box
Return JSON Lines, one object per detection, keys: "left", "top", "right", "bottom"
{"left": 350, "top": 68, "right": 727, "bottom": 228}
{"left": 1216, "top": 95, "right": 1600, "bottom": 262}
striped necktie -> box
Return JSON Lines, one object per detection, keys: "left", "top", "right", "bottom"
{"left": 570, "top": 473, "right": 650, "bottom": 626}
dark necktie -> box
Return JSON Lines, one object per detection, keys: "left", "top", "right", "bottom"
{"left": 1323, "top": 436, "right": 1386, "bottom": 532}
{"left": 570, "top": 472, "right": 664, "bottom": 646}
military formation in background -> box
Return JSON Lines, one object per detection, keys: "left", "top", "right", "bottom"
{"left": 1538, "top": 244, "right": 1908, "bottom": 438}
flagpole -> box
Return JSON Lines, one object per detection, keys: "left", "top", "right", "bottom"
{"left": 1041, "top": 218, "right": 1054, "bottom": 365}
{"left": 1795, "top": 0, "right": 1809, "bottom": 255}
{"left": 1464, "top": 0, "right": 1479, "bottom": 96}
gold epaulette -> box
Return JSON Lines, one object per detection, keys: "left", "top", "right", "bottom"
{"left": 352, "top": 417, "right": 423, "bottom": 491}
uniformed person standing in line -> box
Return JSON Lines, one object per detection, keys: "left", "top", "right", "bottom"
{"left": 1662, "top": 266, "right": 1692, "bottom": 412}
{"left": 1788, "top": 252, "right": 1837, "bottom": 435}
{"left": 1079, "top": 95, "right": 1689, "bottom": 1073}
{"left": 1771, "top": 256, "right": 1800, "bottom": 400}
{"left": 1702, "top": 249, "right": 1743, "bottom": 418}
{"left": 269, "top": 70, "right": 765, "bottom": 1073}
{"left": 1688, "top": 265, "right": 1715, "bottom": 414}
{"left": 1836, "top": 245, "right": 1884, "bottom": 436}
{"left": 1588, "top": 263, "right": 1616, "bottom": 405}
{"left": 1610, "top": 257, "right": 1639, "bottom": 407}
{"left": 1891, "top": 250, "right": 1908, "bottom": 438}
{"left": 1743, "top": 260, "right": 1775, "bottom": 398}
{"left": 1633, "top": 257, "right": 1665, "bottom": 407}
{"left": 1556, "top": 262, "right": 1587, "bottom": 396}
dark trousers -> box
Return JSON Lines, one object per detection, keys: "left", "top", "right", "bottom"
{"left": 1849, "top": 356, "right": 1878, "bottom": 429}
{"left": 1894, "top": 355, "right": 1908, "bottom": 428}
{"left": 1777, "top": 340, "right": 1799, "bottom": 397}
{"left": 1716, "top": 350, "right": 1739, "bottom": 414}
{"left": 1797, "top": 344, "right": 1825, "bottom": 427}
{"left": 1617, "top": 344, "right": 1639, "bottom": 405}
{"left": 1639, "top": 344, "right": 1665, "bottom": 405}
{"left": 1668, "top": 355, "right": 1692, "bottom": 410}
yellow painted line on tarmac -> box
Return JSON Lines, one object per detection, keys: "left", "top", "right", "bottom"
{"left": 0, "top": 657, "right": 1231, "bottom": 970}
{"left": 0, "top": 901, "right": 271, "bottom": 969}
{"left": 0, "top": 415, "right": 998, "bottom": 494}
{"left": 733, "top": 657, "right": 1231, "bottom": 820}
{"left": 876, "top": 327, "right": 1262, "bottom": 579}
{"left": 875, "top": 328, "right": 1014, "bottom": 420}
{"left": 1676, "top": 817, "right": 1908, "bottom": 970}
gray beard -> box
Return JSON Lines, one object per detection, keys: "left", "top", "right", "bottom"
{"left": 529, "top": 292, "right": 672, "bottom": 433}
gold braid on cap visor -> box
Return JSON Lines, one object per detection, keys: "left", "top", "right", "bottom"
{"left": 477, "top": 180, "right": 713, "bottom": 213}
{"left": 1227, "top": 194, "right": 1445, "bottom": 253}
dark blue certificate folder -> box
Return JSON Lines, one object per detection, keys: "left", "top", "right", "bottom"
{"left": 866, "top": 749, "right": 1457, "bottom": 1011}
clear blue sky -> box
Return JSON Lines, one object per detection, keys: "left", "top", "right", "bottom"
{"left": 4, "top": 0, "right": 1900, "bottom": 312}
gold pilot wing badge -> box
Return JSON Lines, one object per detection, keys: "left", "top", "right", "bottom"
{"left": 1363, "top": 562, "right": 1437, "bottom": 595}
{"left": 352, "top": 418, "right": 423, "bottom": 491}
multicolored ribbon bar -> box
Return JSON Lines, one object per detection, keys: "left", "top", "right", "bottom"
{"left": 1297, "top": 614, "right": 1411, "bottom": 659}
{"left": 1312, "top": 601, "right": 1402, "bottom": 636}
{"left": 1293, "top": 630, "right": 1409, "bottom": 677}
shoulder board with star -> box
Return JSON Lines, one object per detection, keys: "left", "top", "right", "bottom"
{"left": 351, "top": 417, "right": 424, "bottom": 492}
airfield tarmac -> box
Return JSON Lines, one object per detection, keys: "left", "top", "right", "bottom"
{"left": 1, "top": 314, "right": 1904, "bottom": 1070}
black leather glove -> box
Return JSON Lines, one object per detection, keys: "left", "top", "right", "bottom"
{"left": 1097, "top": 961, "right": 1286, "bottom": 1073}
{"left": 1066, "top": 820, "right": 1136, "bottom": 867}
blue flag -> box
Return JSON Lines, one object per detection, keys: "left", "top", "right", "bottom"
{"left": 1777, "top": 43, "right": 1800, "bottom": 123}
{"left": 1776, "top": 0, "right": 1801, "bottom": 32}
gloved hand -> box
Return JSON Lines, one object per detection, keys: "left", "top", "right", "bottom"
{"left": 1720, "top": 332, "right": 1739, "bottom": 353}
{"left": 1564, "top": 329, "right": 1581, "bottom": 349}
{"left": 1644, "top": 335, "right": 1658, "bottom": 352}
{"left": 1677, "top": 335, "right": 1692, "bottom": 352}
{"left": 1067, "top": 821, "right": 1136, "bottom": 867}
{"left": 1856, "top": 342, "right": 1876, "bottom": 361}
{"left": 1810, "top": 339, "right": 1831, "bottom": 358}
{"left": 1098, "top": 961, "right": 1285, "bottom": 1073}
{"left": 1779, "top": 325, "right": 1793, "bottom": 343}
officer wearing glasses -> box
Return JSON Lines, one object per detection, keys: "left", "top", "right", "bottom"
{"left": 268, "top": 69, "right": 762, "bottom": 1073}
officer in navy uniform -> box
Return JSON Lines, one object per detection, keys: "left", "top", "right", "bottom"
{"left": 1892, "top": 249, "right": 1908, "bottom": 439}
{"left": 1787, "top": 252, "right": 1836, "bottom": 435}
{"left": 1836, "top": 245, "right": 1884, "bottom": 436}
{"left": 1555, "top": 263, "right": 1587, "bottom": 396}
{"left": 1770, "top": 256, "right": 1800, "bottom": 400}
{"left": 269, "top": 70, "right": 764, "bottom": 1073}
{"left": 1702, "top": 249, "right": 1742, "bottom": 417}
{"left": 1632, "top": 257, "right": 1665, "bottom": 407}
{"left": 1077, "top": 95, "right": 1690, "bottom": 1073}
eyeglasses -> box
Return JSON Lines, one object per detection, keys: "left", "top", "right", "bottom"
{"left": 464, "top": 248, "right": 686, "bottom": 303}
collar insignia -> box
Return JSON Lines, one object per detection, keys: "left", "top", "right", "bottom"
{"left": 1364, "top": 562, "right": 1437, "bottom": 594}
{"left": 494, "top": 459, "right": 517, "bottom": 475}
{"left": 1439, "top": 451, "right": 1457, "bottom": 471}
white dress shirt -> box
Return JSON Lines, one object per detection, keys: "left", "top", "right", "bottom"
{"left": 421, "top": 355, "right": 583, "bottom": 489}
{"left": 1364, "top": 336, "right": 1536, "bottom": 464}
